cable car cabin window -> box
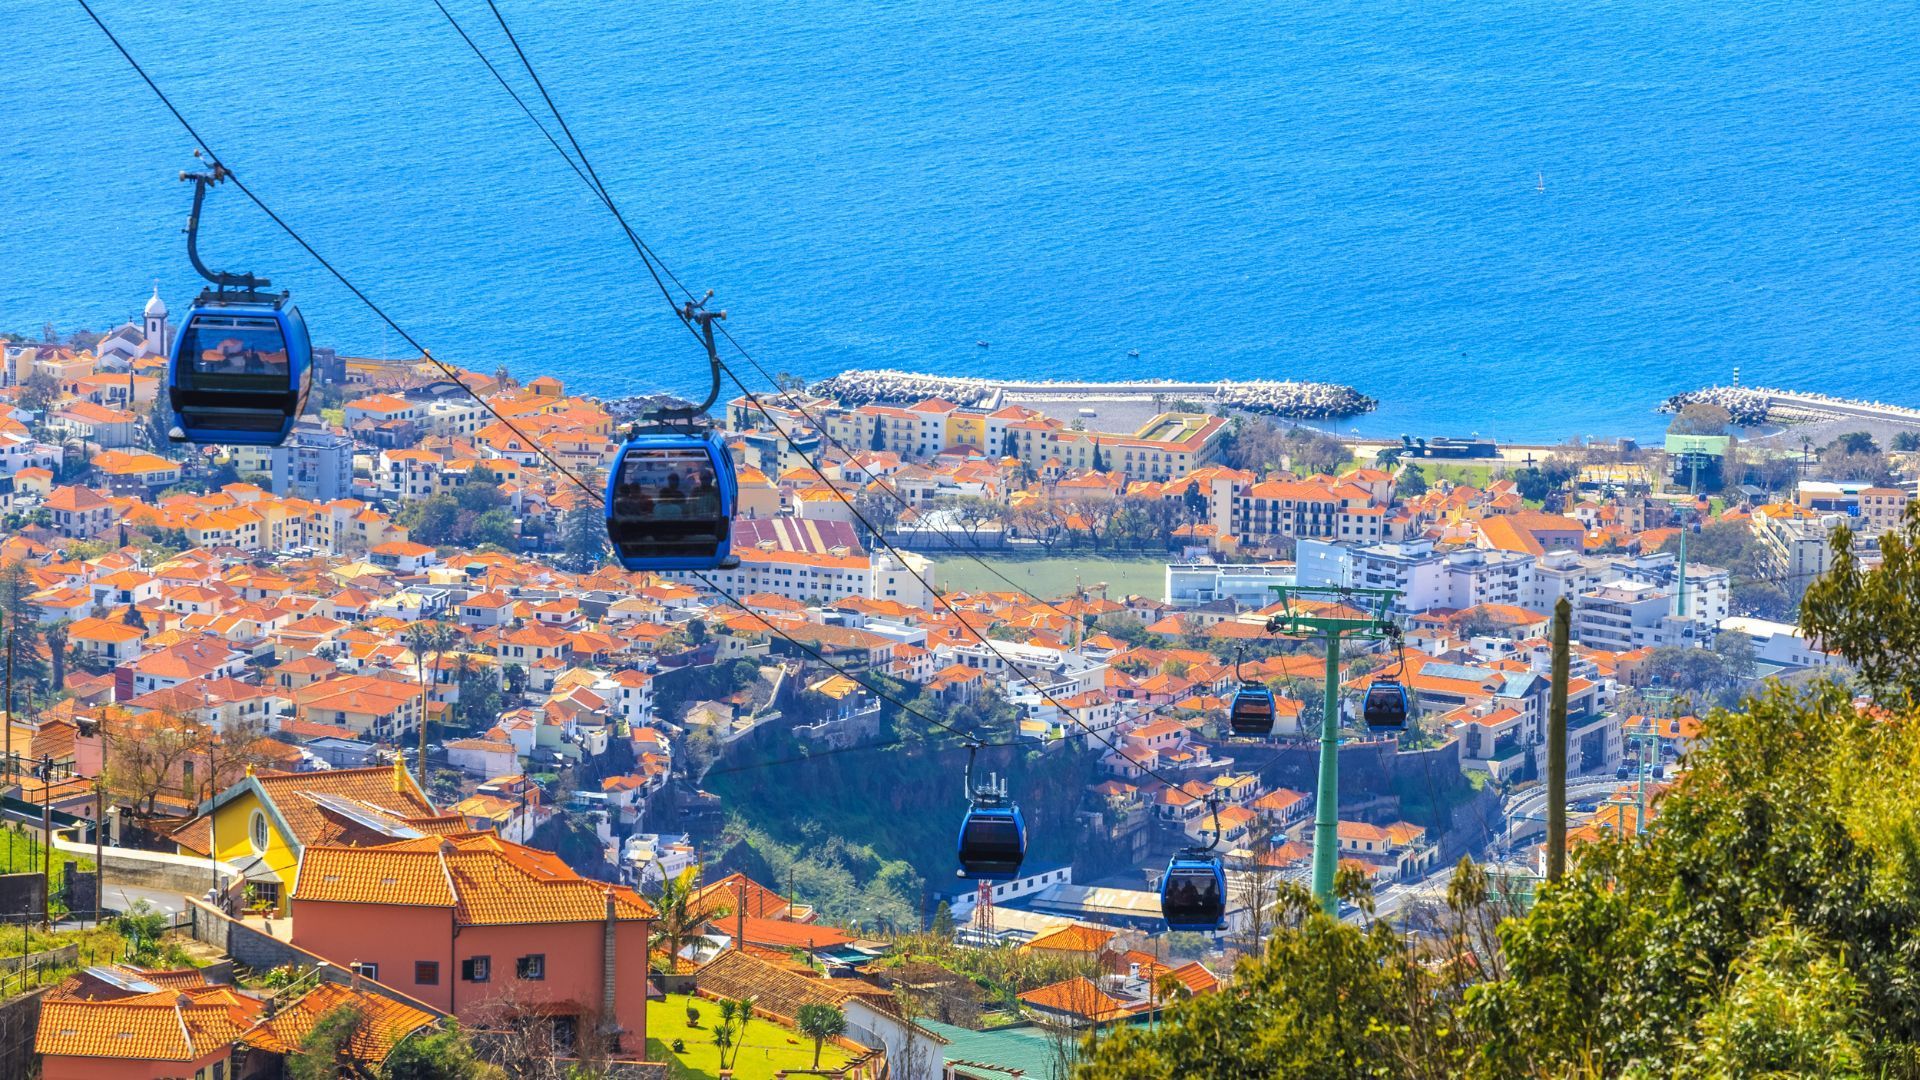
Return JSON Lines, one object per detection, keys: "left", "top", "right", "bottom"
{"left": 959, "top": 813, "right": 1025, "bottom": 876}
{"left": 612, "top": 448, "right": 725, "bottom": 548}
{"left": 1162, "top": 863, "right": 1224, "bottom": 927}
{"left": 174, "top": 314, "right": 291, "bottom": 390}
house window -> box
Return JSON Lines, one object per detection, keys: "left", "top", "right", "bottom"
{"left": 351, "top": 962, "right": 378, "bottom": 981}
{"left": 517, "top": 954, "right": 545, "bottom": 980}
{"left": 415, "top": 961, "right": 440, "bottom": 985}
{"left": 552, "top": 1016, "right": 578, "bottom": 1053}
{"left": 250, "top": 811, "right": 269, "bottom": 853}
{"left": 463, "top": 956, "right": 491, "bottom": 982}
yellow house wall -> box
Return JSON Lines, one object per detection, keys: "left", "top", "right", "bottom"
{"left": 946, "top": 415, "right": 985, "bottom": 450}
{"left": 208, "top": 789, "right": 300, "bottom": 915}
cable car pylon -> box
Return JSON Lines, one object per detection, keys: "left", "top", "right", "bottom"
{"left": 1264, "top": 585, "right": 1404, "bottom": 916}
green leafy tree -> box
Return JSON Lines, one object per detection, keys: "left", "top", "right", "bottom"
{"left": 0, "top": 561, "right": 48, "bottom": 711}
{"left": 1669, "top": 402, "right": 1733, "bottom": 435}
{"left": 17, "top": 370, "right": 60, "bottom": 414}
{"left": 381, "top": 1020, "right": 492, "bottom": 1079}
{"left": 1398, "top": 464, "right": 1428, "bottom": 497}
{"left": 1803, "top": 505, "right": 1920, "bottom": 704}
{"left": 798, "top": 1003, "right": 848, "bottom": 1068}
{"left": 1080, "top": 872, "right": 1466, "bottom": 1079}
{"left": 1676, "top": 922, "right": 1868, "bottom": 1079}
{"left": 289, "top": 1005, "right": 365, "bottom": 1080}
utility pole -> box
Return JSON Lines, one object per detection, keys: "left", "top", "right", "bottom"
{"left": 4, "top": 628, "right": 12, "bottom": 788}
{"left": 93, "top": 779, "right": 104, "bottom": 930}
{"left": 1266, "top": 585, "right": 1401, "bottom": 915}
{"left": 1546, "top": 598, "right": 1570, "bottom": 882}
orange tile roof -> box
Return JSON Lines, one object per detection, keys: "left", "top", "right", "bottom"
{"left": 37, "top": 988, "right": 261, "bottom": 1062}
{"left": 1022, "top": 924, "right": 1117, "bottom": 954}
{"left": 237, "top": 765, "right": 443, "bottom": 850}
{"left": 1017, "top": 977, "right": 1133, "bottom": 1023}
{"left": 295, "top": 833, "right": 653, "bottom": 926}
{"left": 241, "top": 982, "right": 437, "bottom": 1061}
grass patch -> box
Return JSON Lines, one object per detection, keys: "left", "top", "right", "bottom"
{"left": 1422, "top": 462, "right": 1497, "bottom": 487}
{"left": 647, "top": 993, "right": 854, "bottom": 1079}
{"left": 0, "top": 825, "right": 93, "bottom": 920}
{"left": 933, "top": 553, "right": 1168, "bottom": 600}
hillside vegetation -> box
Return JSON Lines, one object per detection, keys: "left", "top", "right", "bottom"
{"left": 708, "top": 715, "right": 1104, "bottom": 927}
{"left": 1081, "top": 508, "right": 1920, "bottom": 1078}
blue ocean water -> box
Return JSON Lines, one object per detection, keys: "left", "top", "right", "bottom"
{"left": 5, "top": 0, "right": 1919, "bottom": 441}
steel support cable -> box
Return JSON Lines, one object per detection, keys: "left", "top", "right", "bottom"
{"left": 74, "top": 0, "right": 619, "bottom": 507}
{"left": 436, "top": 0, "right": 1088, "bottom": 623}
{"left": 722, "top": 369, "right": 1196, "bottom": 792}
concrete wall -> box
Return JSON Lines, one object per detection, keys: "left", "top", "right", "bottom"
{"left": 0, "top": 876, "right": 42, "bottom": 922}
{"left": 0, "top": 988, "right": 46, "bottom": 1080}
{"left": 54, "top": 836, "right": 244, "bottom": 901}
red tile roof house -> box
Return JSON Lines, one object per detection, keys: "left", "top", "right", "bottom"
{"left": 291, "top": 832, "right": 655, "bottom": 1057}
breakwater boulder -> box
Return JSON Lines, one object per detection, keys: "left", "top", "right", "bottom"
{"left": 604, "top": 393, "right": 698, "bottom": 422}
{"left": 811, "top": 370, "right": 1000, "bottom": 407}
{"left": 1659, "top": 386, "right": 1773, "bottom": 426}
{"left": 810, "top": 369, "right": 1377, "bottom": 420}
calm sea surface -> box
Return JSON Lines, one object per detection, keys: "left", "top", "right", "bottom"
{"left": 6, "top": 0, "right": 1920, "bottom": 440}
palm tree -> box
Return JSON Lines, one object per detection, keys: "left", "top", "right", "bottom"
{"left": 43, "top": 620, "right": 69, "bottom": 694}
{"left": 797, "top": 1003, "right": 846, "bottom": 1068}
{"left": 650, "top": 865, "right": 728, "bottom": 971}
{"left": 407, "top": 619, "right": 458, "bottom": 785}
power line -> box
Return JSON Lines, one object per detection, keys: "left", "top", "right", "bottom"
{"left": 421, "top": 1, "right": 1196, "bottom": 790}
{"left": 690, "top": 570, "right": 1002, "bottom": 749}
{"left": 73, "top": 0, "right": 614, "bottom": 509}
{"left": 430, "top": 0, "right": 1095, "bottom": 625}
{"left": 720, "top": 372, "right": 1197, "bottom": 791}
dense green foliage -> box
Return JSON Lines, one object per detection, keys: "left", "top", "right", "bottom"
{"left": 1079, "top": 506, "right": 1920, "bottom": 1078}
{"left": 709, "top": 708, "right": 1103, "bottom": 926}
{"left": 393, "top": 468, "right": 517, "bottom": 550}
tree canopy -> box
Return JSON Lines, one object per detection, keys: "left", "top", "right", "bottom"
{"left": 1079, "top": 503, "right": 1920, "bottom": 1078}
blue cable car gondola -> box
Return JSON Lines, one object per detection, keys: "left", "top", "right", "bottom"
{"left": 165, "top": 159, "right": 312, "bottom": 446}
{"left": 1229, "top": 685, "right": 1276, "bottom": 737}
{"left": 956, "top": 746, "right": 1027, "bottom": 880}
{"left": 605, "top": 294, "right": 741, "bottom": 572}
{"left": 1363, "top": 680, "right": 1409, "bottom": 730}
{"left": 1160, "top": 798, "right": 1227, "bottom": 931}
{"left": 606, "top": 429, "right": 738, "bottom": 571}
{"left": 1362, "top": 624, "right": 1412, "bottom": 731}
{"left": 1228, "top": 650, "right": 1277, "bottom": 737}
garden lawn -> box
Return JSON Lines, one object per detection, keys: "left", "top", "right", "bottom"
{"left": 647, "top": 993, "right": 857, "bottom": 1079}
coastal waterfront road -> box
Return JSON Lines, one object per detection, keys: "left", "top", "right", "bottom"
{"left": 1501, "top": 777, "right": 1634, "bottom": 843}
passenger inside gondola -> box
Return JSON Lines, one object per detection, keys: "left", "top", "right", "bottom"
{"left": 614, "top": 451, "right": 726, "bottom": 548}
{"left": 179, "top": 317, "right": 291, "bottom": 383}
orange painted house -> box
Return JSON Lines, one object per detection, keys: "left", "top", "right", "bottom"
{"left": 291, "top": 832, "right": 654, "bottom": 1055}
{"left": 37, "top": 985, "right": 260, "bottom": 1080}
